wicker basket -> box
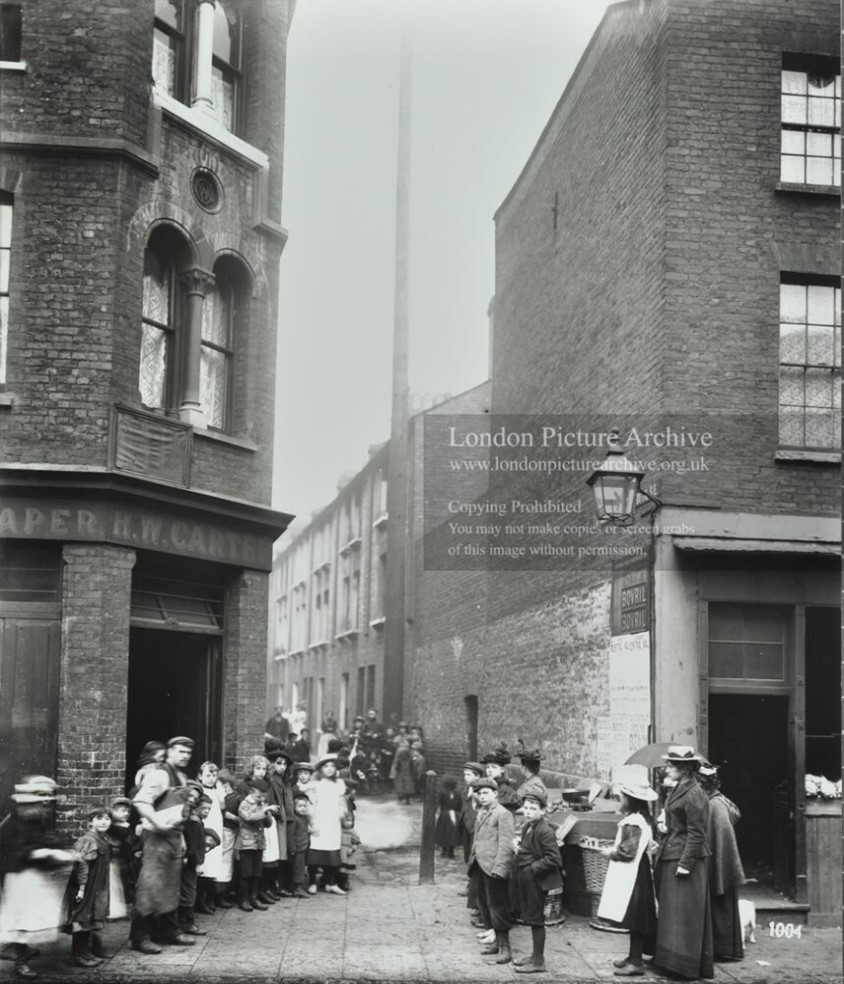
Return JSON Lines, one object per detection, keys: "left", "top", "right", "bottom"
{"left": 579, "top": 838, "right": 613, "bottom": 894}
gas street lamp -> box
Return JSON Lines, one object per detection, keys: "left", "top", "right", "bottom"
{"left": 586, "top": 439, "right": 662, "bottom": 525}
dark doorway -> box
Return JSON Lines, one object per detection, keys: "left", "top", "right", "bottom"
{"left": 126, "top": 628, "right": 220, "bottom": 791}
{"left": 464, "top": 695, "right": 479, "bottom": 761}
{"left": 708, "top": 693, "right": 789, "bottom": 886}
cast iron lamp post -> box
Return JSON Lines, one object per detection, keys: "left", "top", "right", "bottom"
{"left": 586, "top": 436, "right": 662, "bottom": 525}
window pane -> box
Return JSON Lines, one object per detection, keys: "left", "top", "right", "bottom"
{"left": 155, "top": 0, "right": 182, "bottom": 30}
{"left": 0, "top": 250, "right": 8, "bottom": 292}
{"left": 779, "top": 408, "right": 803, "bottom": 446}
{"left": 808, "top": 96, "right": 835, "bottom": 127}
{"left": 781, "top": 129, "right": 805, "bottom": 154}
{"left": 709, "top": 642, "right": 743, "bottom": 679}
{"left": 805, "top": 368, "right": 832, "bottom": 408}
{"left": 781, "top": 94, "right": 806, "bottom": 125}
{"left": 0, "top": 203, "right": 12, "bottom": 249}
{"left": 152, "top": 28, "right": 177, "bottom": 96}
{"left": 139, "top": 323, "right": 168, "bottom": 408}
{"left": 213, "top": 2, "right": 239, "bottom": 68}
{"left": 744, "top": 643, "right": 785, "bottom": 680}
{"left": 806, "top": 156, "right": 833, "bottom": 185}
{"left": 807, "top": 324, "right": 834, "bottom": 366}
{"left": 780, "top": 155, "right": 805, "bottom": 183}
{"left": 142, "top": 251, "right": 170, "bottom": 324}
{"left": 804, "top": 406, "right": 834, "bottom": 447}
{"left": 779, "top": 323, "right": 805, "bottom": 363}
{"left": 0, "top": 296, "right": 7, "bottom": 386}
{"left": 779, "top": 282, "right": 805, "bottom": 323}
{"left": 782, "top": 70, "right": 807, "bottom": 95}
{"left": 200, "top": 345, "right": 229, "bottom": 429}
{"left": 807, "top": 73, "right": 835, "bottom": 97}
{"left": 0, "top": 4, "right": 22, "bottom": 62}
{"left": 807, "top": 284, "right": 834, "bottom": 325}
{"left": 806, "top": 131, "right": 832, "bottom": 157}
{"left": 779, "top": 365, "right": 804, "bottom": 406}
{"left": 201, "top": 285, "right": 230, "bottom": 347}
{"left": 211, "top": 66, "right": 234, "bottom": 132}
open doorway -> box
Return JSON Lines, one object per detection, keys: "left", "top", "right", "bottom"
{"left": 125, "top": 628, "right": 221, "bottom": 790}
{"left": 708, "top": 693, "right": 789, "bottom": 887}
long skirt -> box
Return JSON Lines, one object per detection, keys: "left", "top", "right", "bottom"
{"left": 622, "top": 853, "right": 658, "bottom": 937}
{"left": 711, "top": 887, "right": 743, "bottom": 961}
{"left": 0, "top": 870, "right": 65, "bottom": 945}
{"left": 133, "top": 829, "right": 184, "bottom": 918}
{"left": 655, "top": 858, "right": 714, "bottom": 980}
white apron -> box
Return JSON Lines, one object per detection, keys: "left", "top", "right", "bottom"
{"left": 308, "top": 778, "right": 345, "bottom": 852}
{"left": 596, "top": 813, "right": 652, "bottom": 923}
{"left": 0, "top": 870, "right": 65, "bottom": 944}
{"left": 197, "top": 784, "right": 225, "bottom": 881}
{"left": 262, "top": 816, "right": 280, "bottom": 864}
{"left": 107, "top": 860, "right": 128, "bottom": 920}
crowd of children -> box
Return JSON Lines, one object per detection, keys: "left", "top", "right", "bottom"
{"left": 0, "top": 736, "right": 362, "bottom": 978}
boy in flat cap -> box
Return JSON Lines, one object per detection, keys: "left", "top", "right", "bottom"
{"left": 511, "top": 791, "right": 562, "bottom": 974}
{"left": 468, "top": 778, "right": 516, "bottom": 964}
{"left": 482, "top": 752, "right": 522, "bottom": 813}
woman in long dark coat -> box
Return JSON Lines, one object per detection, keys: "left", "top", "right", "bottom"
{"left": 698, "top": 766, "right": 745, "bottom": 961}
{"left": 653, "top": 747, "right": 714, "bottom": 981}
{"left": 391, "top": 740, "right": 415, "bottom": 803}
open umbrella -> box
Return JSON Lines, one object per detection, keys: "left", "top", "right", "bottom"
{"left": 624, "top": 742, "right": 710, "bottom": 768}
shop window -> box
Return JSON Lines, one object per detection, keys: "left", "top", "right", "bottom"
{"left": 780, "top": 55, "right": 841, "bottom": 187}
{"left": 0, "top": 4, "right": 22, "bottom": 63}
{"left": 708, "top": 603, "right": 788, "bottom": 683}
{"left": 211, "top": 1, "right": 242, "bottom": 133}
{"left": 778, "top": 276, "right": 841, "bottom": 450}
{"left": 0, "top": 192, "right": 11, "bottom": 387}
{"left": 152, "top": 0, "right": 189, "bottom": 101}
{"left": 0, "top": 543, "right": 61, "bottom": 604}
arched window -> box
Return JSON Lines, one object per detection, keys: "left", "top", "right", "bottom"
{"left": 139, "top": 227, "right": 189, "bottom": 410}
{"left": 152, "top": 0, "right": 188, "bottom": 101}
{"left": 200, "top": 259, "right": 240, "bottom": 431}
{"left": 211, "top": 1, "right": 242, "bottom": 132}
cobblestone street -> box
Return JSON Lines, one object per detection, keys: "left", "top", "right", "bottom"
{"left": 1, "top": 797, "right": 840, "bottom": 984}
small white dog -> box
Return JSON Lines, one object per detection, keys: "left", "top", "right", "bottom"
{"left": 738, "top": 899, "right": 757, "bottom": 946}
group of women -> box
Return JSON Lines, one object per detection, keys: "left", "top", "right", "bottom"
{"left": 597, "top": 745, "right": 746, "bottom": 980}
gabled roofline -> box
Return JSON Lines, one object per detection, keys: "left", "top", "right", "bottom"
{"left": 494, "top": 0, "right": 637, "bottom": 222}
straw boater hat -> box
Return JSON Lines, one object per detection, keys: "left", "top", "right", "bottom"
{"left": 12, "top": 775, "right": 58, "bottom": 803}
{"left": 617, "top": 781, "right": 658, "bottom": 803}
{"left": 661, "top": 744, "right": 700, "bottom": 764}
{"left": 698, "top": 763, "right": 718, "bottom": 777}
{"left": 314, "top": 754, "right": 338, "bottom": 771}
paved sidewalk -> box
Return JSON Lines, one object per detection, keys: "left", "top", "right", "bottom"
{"left": 1, "top": 797, "right": 839, "bottom": 983}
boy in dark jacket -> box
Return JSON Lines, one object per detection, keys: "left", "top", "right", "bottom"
{"left": 291, "top": 792, "right": 311, "bottom": 898}
{"left": 178, "top": 792, "right": 210, "bottom": 936}
{"left": 511, "top": 791, "right": 562, "bottom": 974}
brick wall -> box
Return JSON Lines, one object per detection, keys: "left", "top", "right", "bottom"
{"left": 223, "top": 569, "right": 269, "bottom": 773}
{"left": 56, "top": 544, "right": 135, "bottom": 836}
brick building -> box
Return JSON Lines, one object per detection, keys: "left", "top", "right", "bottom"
{"left": 406, "top": 0, "right": 840, "bottom": 924}
{"left": 0, "top": 0, "right": 294, "bottom": 826}
{"left": 268, "top": 384, "right": 491, "bottom": 732}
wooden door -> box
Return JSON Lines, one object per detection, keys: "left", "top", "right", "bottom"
{"left": 0, "top": 614, "right": 61, "bottom": 808}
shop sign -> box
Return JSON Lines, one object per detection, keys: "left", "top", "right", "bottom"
{"left": 0, "top": 499, "right": 273, "bottom": 571}
{"left": 611, "top": 567, "right": 650, "bottom": 635}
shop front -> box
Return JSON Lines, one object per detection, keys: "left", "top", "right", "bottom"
{"left": 654, "top": 508, "right": 841, "bottom": 926}
{"left": 0, "top": 472, "right": 290, "bottom": 830}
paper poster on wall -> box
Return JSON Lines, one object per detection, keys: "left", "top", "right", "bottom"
{"left": 608, "top": 631, "right": 651, "bottom": 782}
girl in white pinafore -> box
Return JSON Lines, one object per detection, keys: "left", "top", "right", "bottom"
{"left": 305, "top": 755, "right": 347, "bottom": 895}
{"left": 195, "top": 763, "right": 226, "bottom": 913}
{"left": 596, "top": 782, "right": 659, "bottom": 978}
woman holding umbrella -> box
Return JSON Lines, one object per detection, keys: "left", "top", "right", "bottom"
{"left": 653, "top": 746, "right": 714, "bottom": 981}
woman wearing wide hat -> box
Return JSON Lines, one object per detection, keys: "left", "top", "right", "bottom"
{"left": 653, "top": 746, "right": 714, "bottom": 980}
